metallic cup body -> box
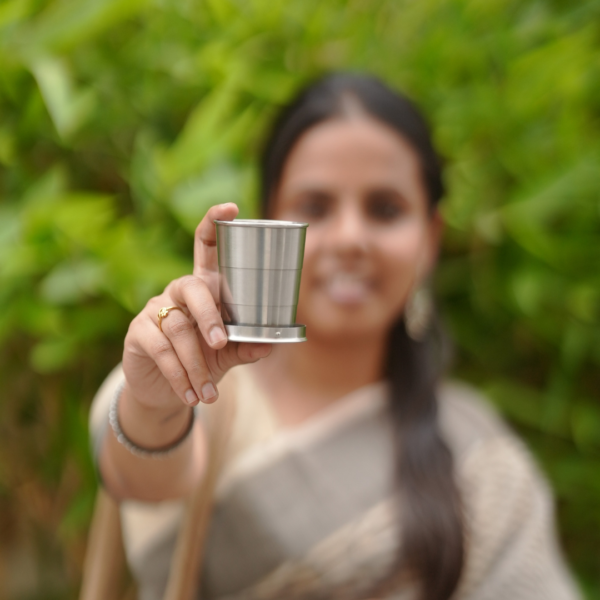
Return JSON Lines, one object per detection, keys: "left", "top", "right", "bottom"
{"left": 214, "top": 220, "right": 308, "bottom": 327}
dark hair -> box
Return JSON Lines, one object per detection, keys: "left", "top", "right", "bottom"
{"left": 259, "top": 73, "right": 464, "bottom": 600}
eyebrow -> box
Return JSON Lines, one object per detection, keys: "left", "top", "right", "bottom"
{"left": 285, "top": 181, "right": 336, "bottom": 193}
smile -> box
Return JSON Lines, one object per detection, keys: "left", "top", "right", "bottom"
{"left": 322, "top": 272, "right": 375, "bottom": 305}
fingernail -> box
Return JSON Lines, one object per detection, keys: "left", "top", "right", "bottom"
{"left": 185, "top": 389, "right": 199, "bottom": 405}
{"left": 209, "top": 326, "right": 226, "bottom": 346}
{"left": 201, "top": 382, "right": 217, "bottom": 402}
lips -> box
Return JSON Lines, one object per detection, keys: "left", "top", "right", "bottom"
{"left": 321, "top": 272, "right": 375, "bottom": 305}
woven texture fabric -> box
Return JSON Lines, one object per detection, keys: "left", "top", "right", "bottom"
{"left": 90, "top": 364, "right": 581, "bottom": 600}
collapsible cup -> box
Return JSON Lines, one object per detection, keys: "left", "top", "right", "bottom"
{"left": 214, "top": 219, "right": 308, "bottom": 343}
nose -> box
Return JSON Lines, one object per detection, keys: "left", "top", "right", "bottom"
{"left": 327, "top": 200, "right": 369, "bottom": 255}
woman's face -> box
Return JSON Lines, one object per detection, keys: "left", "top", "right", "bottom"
{"left": 271, "top": 116, "right": 442, "bottom": 342}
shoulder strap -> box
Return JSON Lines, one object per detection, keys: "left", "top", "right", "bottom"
{"left": 163, "top": 373, "right": 237, "bottom": 600}
{"left": 79, "top": 487, "right": 128, "bottom": 600}
{"left": 80, "top": 373, "right": 237, "bottom": 600}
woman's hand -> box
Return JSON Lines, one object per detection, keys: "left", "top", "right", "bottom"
{"left": 122, "top": 203, "right": 272, "bottom": 412}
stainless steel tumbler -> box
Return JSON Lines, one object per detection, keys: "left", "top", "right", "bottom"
{"left": 214, "top": 219, "right": 308, "bottom": 343}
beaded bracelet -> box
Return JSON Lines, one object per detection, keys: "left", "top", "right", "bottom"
{"left": 108, "top": 380, "right": 195, "bottom": 459}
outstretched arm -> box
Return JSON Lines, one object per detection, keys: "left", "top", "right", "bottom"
{"left": 95, "top": 204, "right": 271, "bottom": 501}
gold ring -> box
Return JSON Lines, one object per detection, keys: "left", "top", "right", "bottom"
{"left": 157, "top": 306, "right": 184, "bottom": 333}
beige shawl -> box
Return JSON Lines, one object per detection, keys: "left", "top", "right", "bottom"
{"left": 90, "top": 363, "right": 581, "bottom": 600}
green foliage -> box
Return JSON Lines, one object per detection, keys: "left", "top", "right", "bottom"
{"left": 0, "top": 0, "right": 599, "bottom": 597}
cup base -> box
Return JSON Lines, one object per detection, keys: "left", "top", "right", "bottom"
{"left": 224, "top": 324, "right": 306, "bottom": 344}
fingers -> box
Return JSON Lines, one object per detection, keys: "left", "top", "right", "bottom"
{"left": 233, "top": 342, "right": 273, "bottom": 364}
{"left": 148, "top": 274, "right": 229, "bottom": 405}
{"left": 133, "top": 289, "right": 273, "bottom": 407}
{"left": 167, "top": 275, "right": 228, "bottom": 350}
{"left": 193, "top": 203, "right": 238, "bottom": 284}
{"left": 211, "top": 340, "right": 272, "bottom": 379}
{"left": 143, "top": 312, "right": 218, "bottom": 406}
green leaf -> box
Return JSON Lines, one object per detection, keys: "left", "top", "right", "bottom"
{"left": 0, "top": 0, "right": 33, "bottom": 30}
{"left": 39, "top": 258, "right": 106, "bottom": 304}
{"left": 51, "top": 194, "right": 116, "bottom": 247}
{"left": 155, "top": 78, "right": 242, "bottom": 187}
{"left": 21, "top": 165, "right": 68, "bottom": 208}
{"left": 169, "top": 163, "right": 246, "bottom": 233}
{"left": 31, "top": 56, "right": 96, "bottom": 138}
{"left": 571, "top": 402, "right": 600, "bottom": 452}
{"left": 30, "top": 336, "right": 77, "bottom": 373}
{"left": 0, "top": 127, "right": 15, "bottom": 165}
{"left": 14, "top": 0, "right": 152, "bottom": 56}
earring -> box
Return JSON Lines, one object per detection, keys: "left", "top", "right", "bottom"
{"left": 405, "top": 284, "right": 434, "bottom": 341}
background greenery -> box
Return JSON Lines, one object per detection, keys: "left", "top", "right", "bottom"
{"left": 0, "top": 0, "right": 599, "bottom": 597}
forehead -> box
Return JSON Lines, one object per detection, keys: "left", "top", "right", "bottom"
{"left": 279, "top": 116, "right": 423, "bottom": 189}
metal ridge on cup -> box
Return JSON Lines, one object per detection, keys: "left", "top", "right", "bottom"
{"left": 214, "top": 219, "right": 308, "bottom": 229}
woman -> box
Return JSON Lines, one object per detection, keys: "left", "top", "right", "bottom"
{"left": 91, "top": 74, "right": 580, "bottom": 600}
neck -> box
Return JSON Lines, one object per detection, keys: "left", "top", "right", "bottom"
{"left": 261, "top": 331, "right": 388, "bottom": 401}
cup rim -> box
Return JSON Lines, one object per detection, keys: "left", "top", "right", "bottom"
{"left": 214, "top": 219, "right": 308, "bottom": 229}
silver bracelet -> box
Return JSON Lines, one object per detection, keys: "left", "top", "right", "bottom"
{"left": 108, "top": 380, "right": 195, "bottom": 459}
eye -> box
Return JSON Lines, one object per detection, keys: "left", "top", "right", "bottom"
{"left": 295, "top": 191, "right": 332, "bottom": 221}
{"left": 366, "top": 189, "right": 404, "bottom": 222}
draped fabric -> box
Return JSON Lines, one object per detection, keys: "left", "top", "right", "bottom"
{"left": 90, "top": 364, "right": 580, "bottom": 600}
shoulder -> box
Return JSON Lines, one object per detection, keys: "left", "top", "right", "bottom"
{"left": 436, "top": 380, "right": 551, "bottom": 563}
{"left": 436, "top": 379, "right": 549, "bottom": 519}
{"left": 437, "top": 382, "right": 580, "bottom": 598}
{"left": 437, "top": 379, "right": 512, "bottom": 460}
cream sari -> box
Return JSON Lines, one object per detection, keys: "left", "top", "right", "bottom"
{"left": 90, "top": 364, "right": 580, "bottom": 600}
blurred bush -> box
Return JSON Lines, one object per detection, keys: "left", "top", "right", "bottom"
{"left": 0, "top": 0, "right": 599, "bottom": 597}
